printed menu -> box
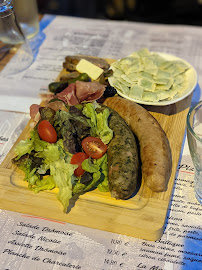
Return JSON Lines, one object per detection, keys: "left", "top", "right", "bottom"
{"left": 0, "top": 15, "right": 202, "bottom": 270}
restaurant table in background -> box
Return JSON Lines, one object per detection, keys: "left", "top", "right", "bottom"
{"left": 0, "top": 15, "right": 202, "bottom": 270}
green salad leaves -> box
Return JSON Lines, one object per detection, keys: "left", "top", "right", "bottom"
{"left": 13, "top": 103, "right": 113, "bottom": 213}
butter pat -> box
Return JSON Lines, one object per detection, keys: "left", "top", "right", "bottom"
{"left": 76, "top": 59, "right": 103, "bottom": 80}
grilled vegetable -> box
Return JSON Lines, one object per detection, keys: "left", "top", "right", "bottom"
{"left": 59, "top": 71, "right": 80, "bottom": 81}
{"left": 49, "top": 82, "right": 63, "bottom": 93}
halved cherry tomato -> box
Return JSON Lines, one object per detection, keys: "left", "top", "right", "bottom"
{"left": 71, "top": 152, "right": 89, "bottom": 177}
{"left": 38, "top": 120, "right": 57, "bottom": 143}
{"left": 82, "top": 137, "right": 107, "bottom": 159}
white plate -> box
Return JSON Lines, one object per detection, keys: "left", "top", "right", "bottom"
{"left": 108, "top": 52, "right": 198, "bottom": 106}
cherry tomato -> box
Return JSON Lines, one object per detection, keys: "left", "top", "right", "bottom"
{"left": 71, "top": 152, "right": 89, "bottom": 177}
{"left": 82, "top": 137, "right": 107, "bottom": 159}
{"left": 38, "top": 120, "right": 57, "bottom": 143}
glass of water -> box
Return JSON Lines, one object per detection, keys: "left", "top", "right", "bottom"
{"left": 13, "top": 0, "right": 39, "bottom": 39}
{"left": 0, "top": 0, "right": 33, "bottom": 76}
{"left": 187, "top": 100, "right": 202, "bottom": 205}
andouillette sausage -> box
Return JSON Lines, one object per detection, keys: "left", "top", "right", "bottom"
{"left": 104, "top": 96, "right": 172, "bottom": 192}
{"left": 98, "top": 106, "right": 139, "bottom": 199}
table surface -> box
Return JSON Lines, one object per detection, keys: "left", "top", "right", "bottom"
{"left": 0, "top": 14, "right": 201, "bottom": 270}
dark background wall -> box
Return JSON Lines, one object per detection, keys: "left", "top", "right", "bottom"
{"left": 37, "top": 0, "right": 202, "bottom": 26}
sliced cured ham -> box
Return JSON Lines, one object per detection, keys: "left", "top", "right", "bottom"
{"left": 55, "top": 81, "right": 106, "bottom": 106}
{"left": 30, "top": 104, "right": 41, "bottom": 120}
{"left": 31, "top": 81, "right": 107, "bottom": 114}
{"left": 47, "top": 101, "right": 69, "bottom": 112}
{"left": 56, "top": 83, "right": 79, "bottom": 106}
{"left": 40, "top": 93, "right": 55, "bottom": 106}
{"left": 75, "top": 81, "right": 106, "bottom": 102}
{"left": 29, "top": 104, "right": 41, "bottom": 128}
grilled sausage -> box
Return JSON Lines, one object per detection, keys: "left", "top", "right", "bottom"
{"left": 103, "top": 97, "right": 172, "bottom": 192}
{"left": 98, "top": 106, "right": 139, "bottom": 199}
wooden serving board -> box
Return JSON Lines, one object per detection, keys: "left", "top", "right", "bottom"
{"left": 0, "top": 58, "right": 193, "bottom": 241}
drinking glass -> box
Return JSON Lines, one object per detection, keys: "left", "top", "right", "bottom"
{"left": 187, "top": 100, "right": 202, "bottom": 204}
{"left": 0, "top": 0, "right": 33, "bottom": 76}
{"left": 13, "top": 0, "right": 39, "bottom": 39}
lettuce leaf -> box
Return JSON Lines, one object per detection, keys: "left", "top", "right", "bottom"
{"left": 82, "top": 103, "right": 113, "bottom": 144}
{"left": 96, "top": 108, "right": 113, "bottom": 144}
{"left": 14, "top": 134, "right": 76, "bottom": 212}
{"left": 32, "top": 129, "right": 49, "bottom": 152}
{"left": 14, "top": 137, "right": 34, "bottom": 160}
{"left": 50, "top": 160, "right": 76, "bottom": 212}
{"left": 82, "top": 158, "right": 99, "bottom": 173}
{"left": 14, "top": 128, "right": 50, "bottom": 161}
{"left": 82, "top": 103, "right": 97, "bottom": 137}
{"left": 97, "top": 154, "right": 109, "bottom": 192}
{"left": 31, "top": 175, "right": 56, "bottom": 193}
{"left": 73, "top": 153, "right": 109, "bottom": 195}
{"left": 35, "top": 140, "right": 76, "bottom": 212}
